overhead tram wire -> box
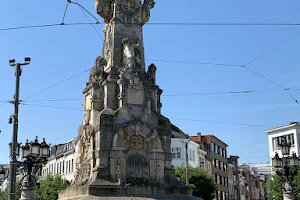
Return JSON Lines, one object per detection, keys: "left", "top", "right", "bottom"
{"left": 21, "top": 103, "right": 82, "bottom": 111}
{"left": 19, "top": 103, "right": 270, "bottom": 128}
{"left": 243, "top": 32, "right": 300, "bottom": 67}
{"left": 146, "top": 59, "right": 241, "bottom": 67}
{"left": 21, "top": 67, "right": 92, "bottom": 101}
{"left": 21, "top": 88, "right": 293, "bottom": 103}
{"left": 2, "top": 22, "right": 300, "bottom": 33}
{"left": 242, "top": 66, "right": 300, "bottom": 105}
{"left": 168, "top": 117, "right": 271, "bottom": 128}
{"left": 63, "top": 0, "right": 103, "bottom": 42}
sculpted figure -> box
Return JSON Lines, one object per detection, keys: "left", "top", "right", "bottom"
{"left": 95, "top": 0, "right": 114, "bottom": 23}
{"left": 122, "top": 38, "right": 141, "bottom": 69}
{"left": 95, "top": 0, "right": 155, "bottom": 25}
{"left": 89, "top": 56, "right": 106, "bottom": 83}
{"left": 147, "top": 64, "right": 156, "bottom": 83}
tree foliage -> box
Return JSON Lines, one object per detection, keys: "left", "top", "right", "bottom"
{"left": 268, "top": 167, "right": 300, "bottom": 200}
{"left": 0, "top": 185, "right": 21, "bottom": 200}
{"left": 175, "top": 166, "right": 217, "bottom": 200}
{"left": 34, "top": 174, "right": 70, "bottom": 200}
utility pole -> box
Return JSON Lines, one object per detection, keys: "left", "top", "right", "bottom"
{"left": 185, "top": 142, "right": 189, "bottom": 186}
{"left": 182, "top": 139, "right": 190, "bottom": 186}
{"left": 8, "top": 58, "right": 31, "bottom": 200}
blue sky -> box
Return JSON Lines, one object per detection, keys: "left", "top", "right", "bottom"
{"left": 1, "top": 1, "right": 300, "bottom": 165}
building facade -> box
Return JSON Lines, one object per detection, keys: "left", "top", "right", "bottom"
{"left": 228, "top": 156, "right": 240, "bottom": 200}
{"left": 238, "top": 164, "right": 269, "bottom": 200}
{"left": 266, "top": 122, "right": 300, "bottom": 167}
{"left": 190, "top": 133, "right": 212, "bottom": 175}
{"left": 201, "top": 135, "right": 229, "bottom": 200}
{"left": 42, "top": 138, "right": 77, "bottom": 182}
{"left": 171, "top": 138, "right": 199, "bottom": 168}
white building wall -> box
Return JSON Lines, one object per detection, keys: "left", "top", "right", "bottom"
{"left": 171, "top": 138, "right": 199, "bottom": 168}
{"left": 266, "top": 125, "right": 300, "bottom": 168}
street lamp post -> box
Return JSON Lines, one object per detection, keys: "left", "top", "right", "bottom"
{"left": 272, "top": 138, "right": 299, "bottom": 200}
{"left": 8, "top": 58, "right": 31, "bottom": 200}
{"left": 9, "top": 136, "right": 50, "bottom": 200}
{"left": 181, "top": 138, "right": 190, "bottom": 186}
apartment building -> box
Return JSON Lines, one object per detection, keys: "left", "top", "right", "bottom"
{"left": 201, "top": 135, "right": 229, "bottom": 200}
{"left": 266, "top": 122, "right": 300, "bottom": 168}
{"left": 228, "top": 156, "right": 240, "bottom": 200}
{"left": 42, "top": 138, "right": 77, "bottom": 182}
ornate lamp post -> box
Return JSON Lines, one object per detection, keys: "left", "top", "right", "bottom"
{"left": 9, "top": 136, "right": 50, "bottom": 200}
{"left": 272, "top": 138, "right": 300, "bottom": 200}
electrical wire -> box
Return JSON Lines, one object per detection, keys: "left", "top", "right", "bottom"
{"left": 21, "top": 103, "right": 82, "bottom": 111}
{"left": 18, "top": 103, "right": 271, "bottom": 128}
{"left": 169, "top": 118, "right": 271, "bottom": 128}
{"left": 21, "top": 67, "right": 92, "bottom": 101}
{"left": 2, "top": 22, "right": 300, "bottom": 33}
{"left": 73, "top": 0, "right": 103, "bottom": 42}
{"left": 243, "top": 32, "right": 300, "bottom": 67}
{"left": 0, "top": 123, "right": 9, "bottom": 135}
{"left": 21, "top": 88, "right": 290, "bottom": 103}
{"left": 146, "top": 59, "right": 241, "bottom": 67}
{"left": 243, "top": 66, "right": 300, "bottom": 105}
{"left": 240, "top": 141, "right": 268, "bottom": 147}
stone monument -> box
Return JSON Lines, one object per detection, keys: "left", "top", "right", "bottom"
{"left": 59, "top": 0, "right": 197, "bottom": 199}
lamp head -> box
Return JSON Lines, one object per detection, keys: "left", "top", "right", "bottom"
{"left": 24, "top": 57, "right": 31, "bottom": 65}
{"left": 9, "top": 59, "right": 15, "bottom": 66}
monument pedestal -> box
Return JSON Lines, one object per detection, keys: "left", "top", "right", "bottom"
{"left": 59, "top": 181, "right": 197, "bottom": 200}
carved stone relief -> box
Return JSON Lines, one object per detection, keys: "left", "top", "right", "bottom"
{"left": 73, "top": 161, "right": 91, "bottom": 186}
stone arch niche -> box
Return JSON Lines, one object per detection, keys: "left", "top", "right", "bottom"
{"left": 125, "top": 135, "right": 149, "bottom": 183}
{"left": 111, "top": 121, "right": 164, "bottom": 185}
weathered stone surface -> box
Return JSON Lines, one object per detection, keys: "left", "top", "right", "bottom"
{"left": 59, "top": 0, "right": 194, "bottom": 199}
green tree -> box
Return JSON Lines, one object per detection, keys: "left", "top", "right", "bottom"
{"left": 175, "top": 166, "right": 217, "bottom": 200}
{"left": 268, "top": 167, "right": 300, "bottom": 200}
{"left": 0, "top": 185, "right": 21, "bottom": 200}
{"left": 34, "top": 174, "right": 70, "bottom": 200}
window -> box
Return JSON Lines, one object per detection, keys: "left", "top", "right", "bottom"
{"left": 224, "top": 163, "right": 227, "bottom": 171}
{"left": 71, "top": 159, "right": 74, "bottom": 172}
{"left": 63, "top": 161, "right": 65, "bottom": 174}
{"left": 219, "top": 176, "right": 222, "bottom": 185}
{"left": 192, "top": 150, "right": 195, "bottom": 162}
{"left": 273, "top": 134, "right": 295, "bottom": 151}
{"left": 215, "top": 159, "right": 218, "bottom": 168}
{"left": 211, "top": 143, "right": 215, "bottom": 152}
{"left": 171, "top": 147, "right": 181, "bottom": 159}
{"left": 66, "top": 161, "right": 68, "bottom": 174}
{"left": 69, "top": 160, "right": 71, "bottom": 173}
{"left": 220, "top": 161, "right": 223, "bottom": 170}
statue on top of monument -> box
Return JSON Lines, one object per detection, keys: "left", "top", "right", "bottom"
{"left": 95, "top": 0, "right": 155, "bottom": 24}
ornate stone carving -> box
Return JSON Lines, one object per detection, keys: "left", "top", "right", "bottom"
{"left": 73, "top": 161, "right": 91, "bottom": 186}
{"left": 95, "top": 0, "right": 155, "bottom": 25}
{"left": 122, "top": 38, "right": 141, "bottom": 70}
{"left": 94, "top": 0, "right": 114, "bottom": 23}
{"left": 103, "top": 24, "right": 113, "bottom": 62}
{"left": 89, "top": 56, "right": 107, "bottom": 84}
{"left": 146, "top": 64, "right": 156, "bottom": 84}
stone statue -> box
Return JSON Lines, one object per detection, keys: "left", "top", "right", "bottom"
{"left": 147, "top": 64, "right": 156, "bottom": 84}
{"left": 122, "top": 38, "right": 141, "bottom": 69}
{"left": 94, "top": 0, "right": 114, "bottom": 23}
{"left": 95, "top": 0, "right": 155, "bottom": 25}
{"left": 89, "top": 56, "right": 106, "bottom": 83}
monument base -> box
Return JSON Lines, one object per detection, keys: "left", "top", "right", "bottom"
{"left": 59, "top": 178, "right": 197, "bottom": 200}
{"left": 59, "top": 195, "right": 200, "bottom": 200}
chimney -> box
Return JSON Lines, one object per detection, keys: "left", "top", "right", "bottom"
{"left": 290, "top": 122, "right": 298, "bottom": 125}
{"left": 197, "top": 132, "right": 201, "bottom": 141}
